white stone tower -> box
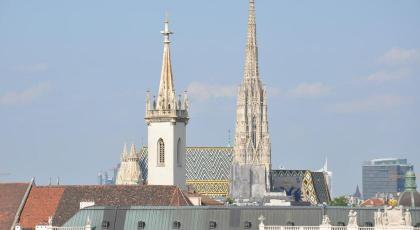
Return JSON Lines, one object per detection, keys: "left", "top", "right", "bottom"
{"left": 145, "top": 17, "right": 189, "bottom": 189}
{"left": 116, "top": 143, "right": 142, "bottom": 185}
{"left": 231, "top": 0, "right": 271, "bottom": 200}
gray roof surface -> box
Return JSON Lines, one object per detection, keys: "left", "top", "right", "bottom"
{"left": 63, "top": 206, "right": 420, "bottom": 230}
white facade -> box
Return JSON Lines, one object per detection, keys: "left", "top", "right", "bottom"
{"left": 147, "top": 122, "right": 186, "bottom": 188}
{"left": 145, "top": 18, "right": 189, "bottom": 190}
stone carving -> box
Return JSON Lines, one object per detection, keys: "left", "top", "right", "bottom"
{"left": 320, "top": 215, "right": 331, "bottom": 226}
{"left": 347, "top": 210, "right": 358, "bottom": 227}
{"left": 405, "top": 209, "right": 412, "bottom": 226}
{"left": 374, "top": 206, "right": 412, "bottom": 228}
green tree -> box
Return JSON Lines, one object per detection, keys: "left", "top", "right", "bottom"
{"left": 329, "top": 196, "right": 349, "bottom": 206}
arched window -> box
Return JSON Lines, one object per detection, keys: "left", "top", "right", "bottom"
{"left": 177, "top": 138, "right": 182, "bottom": 166}
{"left": 157, "top": 138, "right": 165, "bottom": 166}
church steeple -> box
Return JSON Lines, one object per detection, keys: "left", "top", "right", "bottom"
{"left": 231, "top": 0, "right": 271, "bottom": 200}
{"left": 145, "top": 17, "right": 189, "bottom": 123}
{"left": 244, "top": 0, "right": 259, "bottom": 80}
{"left": 145, "top": 16, "right": 188, "bottom": 189}
{"left": 156, "top": 17, "right": 176, "bottom": 111}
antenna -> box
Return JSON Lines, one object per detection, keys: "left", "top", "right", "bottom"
{"left": 228, "top": 129, "right": 232, "bottom": 147}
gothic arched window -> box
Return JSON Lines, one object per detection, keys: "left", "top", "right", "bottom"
{"left": 157, "top": 138, "right": 165, "bottom": 166}
{"left": 177, "top": 138, "right": 182, "bottom": 166}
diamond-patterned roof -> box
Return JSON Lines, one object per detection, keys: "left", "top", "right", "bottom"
{"left": 139, "top": 146, "right": 233, "bottom": 182}
{"left": 137, "top": 147, "right": 330, "bottom": 203}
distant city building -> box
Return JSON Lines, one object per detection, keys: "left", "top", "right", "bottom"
{"left": 362, "top": 158, "right": 412, "bottom": 199}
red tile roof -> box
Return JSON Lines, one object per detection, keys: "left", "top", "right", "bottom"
{"left": 19, "top": 187, "right": 65, "bottom": 229}
{"left": 361, "top": 198, "right": 386, "bottom": 207}
{"left": 0, "top": 183, "right": 30, "bottom": 230}
{"left": 53, "top": 185, "right": 193, "bottom": 226}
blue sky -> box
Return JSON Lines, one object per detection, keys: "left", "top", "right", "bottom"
{"left": 0, "top": 0, "right": 419, "bottom": 196}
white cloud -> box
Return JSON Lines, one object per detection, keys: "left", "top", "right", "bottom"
{"left": 329, "top": 94, "right": 411, "bottom": 113}
{"left": 288, "top": 82, "right": 332, "bottom": 98}
{"left": 186, "top": 82, "right": 237, "bottom": 101}
{"left": 365, "top": 69, "right": 411, "bottom": 83}
{"left": 379, "top": 48, "right": 420, "bottom": 65}
{"left": 0, "top": 82, "right": 52, "bottom": 106}
{"left": 11, "top": 63, "right": 49, "bottom": 73}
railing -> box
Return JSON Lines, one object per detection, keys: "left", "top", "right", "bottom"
{"left": 263, "top": 227, "right": 420, "bottom": 230}
{"left": 34, "top": 226, "right": 91, "bottom": 230}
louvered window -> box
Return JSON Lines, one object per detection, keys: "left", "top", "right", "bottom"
{"left": 158, "top": 138, "right": 165, "bottom": 166}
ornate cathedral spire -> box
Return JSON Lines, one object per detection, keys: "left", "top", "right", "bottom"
{"left": 244, "top": 0, "right": 259, "bottom": 80}
{"left": 156, "top": 17, "right": 176, "bottom": 111}
{"left": 232, "top": 0, "right": 271, "bottom": 198}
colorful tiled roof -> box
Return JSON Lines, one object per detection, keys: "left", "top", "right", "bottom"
{"left": 139, "top": 146, "right": 233, "bottom": 181}
{"left": 0, "top": 183, "right": 30, "bottom": 230}
{"left": 271, "top": 170, "right": 331, "bottom": 205}
{"left": 139, "top": 147, "right": 330, "bottom": 203}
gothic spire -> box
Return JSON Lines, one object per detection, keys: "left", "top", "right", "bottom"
{"left": 244, "top": 0, "right": 259, "bottom": 80}
{"left": 129, "top": 143, "right": 137, "bottom": 158}
{"left": 156, "top": 17, "right": 176, "bottom": 110}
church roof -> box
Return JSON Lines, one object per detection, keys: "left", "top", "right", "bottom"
{"left": 139, "top": 147, "right": 330, "bottom": 203}
{"left": 270, "top": 170, "right": 331, "bottom": 205}
{"left": 139, "top": 146, "right": 233, "bottom": 182}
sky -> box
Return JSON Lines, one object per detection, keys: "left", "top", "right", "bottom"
{"left": 0, "top": 0, "right": 419, "bottom": 196}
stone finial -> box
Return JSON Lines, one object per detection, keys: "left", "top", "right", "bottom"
{"left": 258, "top": 215, "right": 265, "bottom": 230}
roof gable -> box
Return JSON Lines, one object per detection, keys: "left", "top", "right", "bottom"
{"left": 0, "top": 183, "right": 30, "bottom": 230}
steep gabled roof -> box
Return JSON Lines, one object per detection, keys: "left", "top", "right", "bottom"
{"left": 19, "top": 187, "right": 65, "bottom": 229}
{"left": 53, "top": 185, "right": 191, "bottom": 226}
{"left": 0, "top": 183, "right": 31, "bottom": 230}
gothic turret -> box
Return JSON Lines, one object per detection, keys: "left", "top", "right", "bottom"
{"left": 116, "top": 143, "right": 142, "bottom": 185}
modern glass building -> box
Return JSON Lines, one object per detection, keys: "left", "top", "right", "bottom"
{"left": 362, "top": 158, "right": 412, "bottom": 199}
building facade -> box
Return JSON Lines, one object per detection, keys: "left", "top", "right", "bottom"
{"left": 362, "top": 158, "right": 412, "bottom": 199}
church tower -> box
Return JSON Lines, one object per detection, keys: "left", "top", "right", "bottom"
{"left": 231, "top": 0, "right": 271, "bottom": 200}
{"left": 145, "top": 18, "right": 189, "bottom": 189}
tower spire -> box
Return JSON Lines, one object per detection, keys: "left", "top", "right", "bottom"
{"left": 244, "top": 0, "right": 259, "bottom": 80}
{"left": 156, "top": 17, "right": 175, "bottom": 110}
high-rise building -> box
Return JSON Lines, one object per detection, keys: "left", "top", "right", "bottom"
{"left": 231, "top": 0, "right": 271, "bottom": 200}
{"left": 362, "top": 158, "right": 412, "bottom": 199}
{"left": 144, "top": 18, "right": 189, "bottom": 189}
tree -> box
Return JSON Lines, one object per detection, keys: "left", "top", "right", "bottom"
{"left": 329, "top": 196, "right": 349, "bottom": 206}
